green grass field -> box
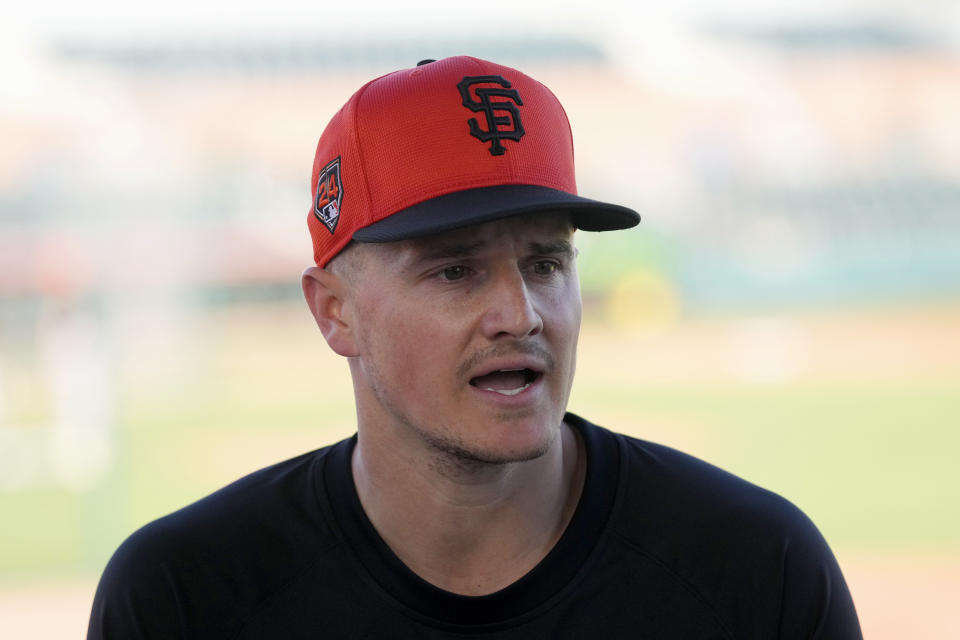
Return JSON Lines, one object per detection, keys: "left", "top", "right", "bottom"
{"left": 1, "top": 301, "right": 958, "bottom": 583}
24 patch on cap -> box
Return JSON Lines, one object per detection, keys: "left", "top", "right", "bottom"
{"left": 314, "top": 157, "right": 343, "bottom": 234}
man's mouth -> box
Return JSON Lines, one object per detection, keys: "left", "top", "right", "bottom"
{"left": 469, "top": 368, "right": 541, "bottom": 396}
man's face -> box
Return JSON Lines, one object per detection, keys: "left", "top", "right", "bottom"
{"left": 342, "top": 213, "right": 581, "bottom": 465}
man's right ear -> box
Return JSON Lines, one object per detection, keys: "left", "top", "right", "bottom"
{"left": 301, "top": 266, "right": 359, "bottom": 357}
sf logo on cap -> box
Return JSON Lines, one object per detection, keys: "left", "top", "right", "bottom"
{"left": 457, "top": 75, "right": 525, "bottom": 156}
{"left": 314, "top": 157, "right": 343, "bottom": 234}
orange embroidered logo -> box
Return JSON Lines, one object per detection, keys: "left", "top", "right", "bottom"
{"left": 314, "top": 157, "right": 343, "bottom": 234}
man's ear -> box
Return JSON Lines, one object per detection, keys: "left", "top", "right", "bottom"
{"left": 301, "top": 266, "right": 359, "bottom": 357}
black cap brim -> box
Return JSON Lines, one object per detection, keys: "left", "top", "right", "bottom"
{"left": 352, "top": 184, "right": 640, "bottom": 243}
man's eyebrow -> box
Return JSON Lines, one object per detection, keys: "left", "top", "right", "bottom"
{"left": 406, "top": 237, "right": 574, "bottom": 266}
{"left": 528, "top": 239, "right": 574, "bottom": 258}
{"left": 413, "top": 240, "right": 488, "bottom": 263}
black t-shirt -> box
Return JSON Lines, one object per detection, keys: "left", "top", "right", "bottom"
{"left": 88, "top": 414, "right": 862, "bottom": 638}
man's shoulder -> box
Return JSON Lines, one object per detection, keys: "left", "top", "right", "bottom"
{"left": 571, "top": 415, "right": 796, "bottom": 520}
{"left": 604, "top": 427, "right": 827, "bottom": 553}
{"left": 89, "top": 439, "right": 351, "bottom": 638}
{"left": 114, "top": 439, "right": 347, "bottom": 567}
{"left": 573, "top": 417, "right": 859, "bottom": 638}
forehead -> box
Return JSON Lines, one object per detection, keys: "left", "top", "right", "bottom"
{"left": 373, "top": 213, "right": 575, "bottom": 265}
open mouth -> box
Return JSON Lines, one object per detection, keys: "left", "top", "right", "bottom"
{"left": 469, "top": 368, "right": 541, "bottom": 396}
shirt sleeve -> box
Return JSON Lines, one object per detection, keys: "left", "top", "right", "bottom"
{"left": 87, "top": 526, "right": 187, "bottom": 640}
{"left": 776, "top": 512, "right": 863, "bottom": 640}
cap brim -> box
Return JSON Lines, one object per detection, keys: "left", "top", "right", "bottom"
{"left": 352, "top": 184, "right": 640, "bottom": 242}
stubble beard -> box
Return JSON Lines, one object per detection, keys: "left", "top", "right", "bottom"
{"left": 362, "top": 359, "right": 562, "bottom": 477}
{"left": 382, "top": 395, "right": 559, "bottom": 476}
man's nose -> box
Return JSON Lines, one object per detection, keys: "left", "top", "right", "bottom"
{"left": 480, "top": 268, "right": 544, "bottom": 340}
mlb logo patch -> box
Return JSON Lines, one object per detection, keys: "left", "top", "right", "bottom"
{"left": 314, "top": 157, "right": 343, "bottom": 234}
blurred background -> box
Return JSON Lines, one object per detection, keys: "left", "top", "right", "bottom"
{"left": 1, "top": 1, "right": 958, "bottom": 637}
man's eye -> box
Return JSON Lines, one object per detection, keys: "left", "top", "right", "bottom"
{"left": 533, "top": 261, "right": 558, "bottom": 275}
{"left": 441, "top": 266, "right": 467, "bottom": 281}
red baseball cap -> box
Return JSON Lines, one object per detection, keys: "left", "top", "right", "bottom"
{"left": 307, "top": 56, "right": 640, "bottom": 267}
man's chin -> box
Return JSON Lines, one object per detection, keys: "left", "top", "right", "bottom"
{"left": 420, "top": 428, "right": 557, "bottom": 473}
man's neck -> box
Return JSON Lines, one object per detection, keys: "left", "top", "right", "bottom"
{"left": 351, "top": 420, "right": 586, "bottom": 596}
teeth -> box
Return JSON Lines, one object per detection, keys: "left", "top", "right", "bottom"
{"left": 486, "top": 383, "right": 531, "bottom": 396}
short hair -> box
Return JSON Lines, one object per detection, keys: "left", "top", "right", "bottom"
{"left": 324, "top": 240, "right": 365, "bottom": 284}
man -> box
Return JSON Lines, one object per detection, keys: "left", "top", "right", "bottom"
{"left": 89, "top": 56, "right": 862, "bottom": 638}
